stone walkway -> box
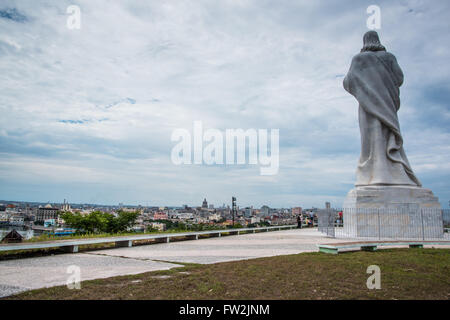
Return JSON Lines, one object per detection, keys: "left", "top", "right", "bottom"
{"left": 0, "top": 228, "right": 353, "bottom": 298}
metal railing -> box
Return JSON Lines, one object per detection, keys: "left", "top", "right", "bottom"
{"left": 0, "top": 224, "right": 296, "bottom": 254}
{"left": 318, "top": 208, "right": 450, "bottom": 240}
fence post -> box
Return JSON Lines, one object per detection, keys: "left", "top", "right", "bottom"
{"left": 377, "top": 209, "right": 381, "bottom": 240}
{"left": 420, "top": 208, "right": 425, "bottom": 241}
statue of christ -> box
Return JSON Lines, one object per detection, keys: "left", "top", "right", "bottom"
{"left": 343, "top": 31, "right": 421, "bottom": 187}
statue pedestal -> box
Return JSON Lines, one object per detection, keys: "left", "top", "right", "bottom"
{"left": 343, "top": 186, "right": 443, "bottom": 239}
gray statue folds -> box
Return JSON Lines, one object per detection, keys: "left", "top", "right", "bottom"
{"left": 343, "top": 31, "right": 421, "bottom": 187}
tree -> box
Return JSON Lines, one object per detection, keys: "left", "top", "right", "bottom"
{"left": 107, "top": 210, "right": 139, "bottom": 233}
{"left": 61, "top": 210, "right": 139, "bottom": 234}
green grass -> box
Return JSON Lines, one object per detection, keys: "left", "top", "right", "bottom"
{"left": 6, "top": 248, "right": 450, "bottom": 300}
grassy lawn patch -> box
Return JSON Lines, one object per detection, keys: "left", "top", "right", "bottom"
{"left": 5, "top": 248, "right": 450, "bottom": 300}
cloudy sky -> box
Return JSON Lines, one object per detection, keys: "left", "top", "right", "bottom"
{"left": 0, "top": 0, "right": 449, "bottom": 208}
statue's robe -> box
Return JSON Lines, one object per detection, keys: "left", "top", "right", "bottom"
{"left": 343, "top": 51, "right": 421, "bottom": 187}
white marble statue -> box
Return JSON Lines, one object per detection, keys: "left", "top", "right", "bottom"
{"left": 343, "top": 31, "right": 421, "bottom": 187}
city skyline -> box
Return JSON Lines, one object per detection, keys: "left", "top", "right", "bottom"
{"left": 0, "top": 197, "right": 307, "bottom": 210}
{"left": 1, "top": 1, "right": 449, "bottom": 208}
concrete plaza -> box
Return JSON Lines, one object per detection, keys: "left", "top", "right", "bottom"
{"left": 0, "top": 228, "right": 368, "bottom": 298}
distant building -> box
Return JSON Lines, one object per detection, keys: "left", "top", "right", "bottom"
{"left": 5, "top": 204, "right": 18, "bottom": 214}
{"left": 208, "top": 213, "right": 221, "bottom": 222}
{"left": 44, "top": 219, "right": 56, "bottom": 228}
{"left": 0, "top": 214, "right": 8, "bottom": 223}
{"left": 292, "top": 207, "right": 302, "bottom": 216}
{"left": 9, "top": 215, "right": 24, "bottom": 226}
{"left": 150, "top": 222, "right": 166, "bottom": 231}
{"left": 222, "top": 219, "right": 234, "bottom": 226}
{"left": 260, "top": 205, "right": 270, "bottom": 216}
{"left": 153, "top": 212, "right": 168, "bottom": 220}
{"left": 172, "top": 212, "right": 194, "bottom": 220}
{"left": 1, "top": 229, "right": 23, "bottom": 243}
{"left": 36, "top": 204, "right": 60, "bottom": 223}
{"left": 250, "top": 216, "right": 261, "bottom": 224}
{"left": 237, "top": 217, "right": 248, "bottom": 226}
{"left": 202, "top": 198, "right": 208, "bottom": 209}
{"left": 61, "top": 199, "right": 71, "bottom": 212}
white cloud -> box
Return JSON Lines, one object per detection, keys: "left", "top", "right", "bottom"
{"left": 0, "top": 0, "right": 449, "bottom": 207}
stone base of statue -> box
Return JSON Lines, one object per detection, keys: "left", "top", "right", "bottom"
{"left": 342, "top": 186, "right": 444, "bottom": 239}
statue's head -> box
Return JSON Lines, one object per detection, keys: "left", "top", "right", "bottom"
{"left": 361, "top": 31, "right": 386, "bottom": 52}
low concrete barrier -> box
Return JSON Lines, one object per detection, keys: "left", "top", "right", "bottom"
{"left": 0, "top": 225, "right": 296, "bottom": 254}
{"left": 317, "top": 240, "right": 450, "bottom": 254}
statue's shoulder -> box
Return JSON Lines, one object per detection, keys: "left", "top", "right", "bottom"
{"left": 352, "top": 52, "right": 365, "bottom": 59}
{"left": 351, "top": 52, "right": 365, "bottom": 63}
{"left": 377, "top": 51, "right": 397, "bottom": 62}
{"left": 353, "top": 51, "right": 378, "bottom": 60}
{"left": 353, "top": 51, "right": 397, "bottom": 65}
{"left": 351, "top": 52, "right": 375, "bottom": 67}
